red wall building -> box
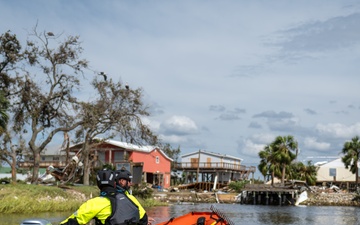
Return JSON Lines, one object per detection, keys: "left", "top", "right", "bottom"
{"left": 69, "top": 139, "right": 173, "bottom": 188}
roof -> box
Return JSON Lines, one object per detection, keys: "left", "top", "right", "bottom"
{"left": 317, "top": 158, "right": 345, "bottom": 167}
{"left": 181, "top": 150, "right": 243, "bottom": 161}
{"left": 69, "top": 138, "right": 173, "bottom": 161}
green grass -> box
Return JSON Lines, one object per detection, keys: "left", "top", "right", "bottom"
{"left": 0, "top": 183, "right": 167, "bottom": 214}
{"left": 140, "top": 198, "right": 168, "bottom": 208}
{"left": 0, "top": 184, "right": 99, "bottom": 213}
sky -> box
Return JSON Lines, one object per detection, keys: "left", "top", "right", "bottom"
{"left": 2, "top": 0, "right": 360, "bottom": 175}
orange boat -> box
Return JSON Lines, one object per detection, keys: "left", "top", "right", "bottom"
{"left": 20, "top": 205, "right": 233, "bottom": 225}
{"left": 156, "top": 205, "right": 234, "bottom": 225}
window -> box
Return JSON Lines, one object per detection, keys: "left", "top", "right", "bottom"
{"left": 53, "top": 156, "right": 60, "bottom": 161}
{"left": 156, "top": 156, "right": 160, "bottom": 164}
{"left": 114, "top": 151, "right": 124, "bottom": 161}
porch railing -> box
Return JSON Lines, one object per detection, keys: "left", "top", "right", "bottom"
{"left": 175, "top": 162, "right": 256, "bottom": 172}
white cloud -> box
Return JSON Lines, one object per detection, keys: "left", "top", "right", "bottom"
{"left": 316, "top": 123, "right": 360, "bottom": 138}
{"left": 160, "top": 115, "right": 198, "bottom": 136}
{"left": 2, "top": 0, "right": 360, "bottom": 169}
{"left": 303, "top": 137, "right": 331, "bottom": 151}
{"left": 239, "top": 139, "right": 266, "bottom": 158}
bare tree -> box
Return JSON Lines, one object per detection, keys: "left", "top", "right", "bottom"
{"left": 0, "top": 132, "right": 26, "bottom": 182}
{"left": 1, "top": 28, "right": 159, "bottom": 185}
{"left": 73, "top": 78, "right": 158, "bottom": 185}
{"left": 4, "top": 27, "right": 88, "bottom": 183}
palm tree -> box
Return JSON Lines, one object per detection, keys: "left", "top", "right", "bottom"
{"left": 272, "top": 135, "right": 298, "bottom": 184}
{"left": 290, "top": 161, "right": 317, "bottom": 185}
{"left": 258, "top": 144, "right": 273, "bottom": 183}
{"left": 341, "top": 136, "right": 360, "bottom": 187}
{"left": 258, "top": 144, "right": 281, "bottom": 185}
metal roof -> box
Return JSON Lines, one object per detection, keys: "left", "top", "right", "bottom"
{"left": 181, "top": 149, "right": 243, "bottom": 161}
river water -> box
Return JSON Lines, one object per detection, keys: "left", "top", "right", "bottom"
{"left": 2, "top": 203, "right": 360, "bottom": 225}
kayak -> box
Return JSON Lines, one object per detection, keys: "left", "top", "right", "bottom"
{"left": 156, "top": 205, "right": 234, "bottom": 225}
{"left": 20, "top": 205, "right": 233, "bottom": 225}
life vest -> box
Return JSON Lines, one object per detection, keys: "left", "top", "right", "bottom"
{"left": 104, "top": 190, "right": 140, "bottom": 225}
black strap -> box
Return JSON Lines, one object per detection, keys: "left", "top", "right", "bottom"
{"left": 101, "top": 187, "right": 117, "bottom": 224}
{"left": 60, "top": 218, "right": 80, "bottom": 225}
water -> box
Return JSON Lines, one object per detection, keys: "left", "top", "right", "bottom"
{"left": 147, "top": 204, "right": 360, "bottom": 225}
{"left": 2, "top": 204, "right": 360, "bottom": 225}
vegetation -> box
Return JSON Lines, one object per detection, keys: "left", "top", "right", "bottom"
{"left": 0, "top": 183, "right": 165, "bottom": 214}
{"left": 287, "top": 161, "right": 317, "bottom": 185}
{"left": 228, "top": 180, "right": 249, "bottom": 192}
{"left": 161, "top": 143, "right": 181, "bottom": 169}
{"left": 0, "top": 27, "right": 158, "bottom": 184}
{"left": 258, "top": 135, "right": 316, "bottom": 185}
{"left": 0, "top": 184, "right": 98, "bottom": 213}
{"left": 0, "top": 91, "right": 9, "bottom": 133}
{"left": 341, "top": 136, "right": 360, "bottom": 186}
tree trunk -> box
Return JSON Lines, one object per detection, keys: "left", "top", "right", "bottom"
{"left": 281, "top": 166, "right": 286, "bottom": 185}
{"left": 11, "top": 157, "right": 17, "bottom": 183}
{"left": 10, "top": 148, "right": 17, "bottom": 183}
{"left": 82, "top": 141, "right": 90, "bottom": 185}
{"left": 31, "top": 151, "right": 41, "bottom": 183}
{"left": 356, "top": 160, "right": 359, "bottom": 187}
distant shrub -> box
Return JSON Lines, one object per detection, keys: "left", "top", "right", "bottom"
{"left": 228, "top": 180, "right": 250, "bottom": 192}
{"left": 132, "top": 186, "right": 153, "bottom": 199}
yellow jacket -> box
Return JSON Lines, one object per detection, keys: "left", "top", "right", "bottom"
{"left": 60, "top": 191, "right": 146, "bottom": 225}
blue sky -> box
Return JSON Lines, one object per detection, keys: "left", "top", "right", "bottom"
{"left": 2, "top": 1, "right": 360, "bottom": 174}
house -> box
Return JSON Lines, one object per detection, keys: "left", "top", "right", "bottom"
{"left": 316, "top": 157, "right": 357, "bottom": 189}
{"left": 19, "top": 146, "right": 68, "bottom": 168}
{"left": 176, "top": 150, "right": 256, "bottom": 189}
{"left": 67, "top": 139, "right": 173, "bottom": 188}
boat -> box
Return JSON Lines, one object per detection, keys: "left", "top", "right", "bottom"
{"left": 156, "top": 205, "right": 234, "bottom": 225}
{"left": 20, "top": 218, "right": 52, "bottom": 225}
{"left": 20, "top": 205, "right": 234, "bottom": 225}
{"left": 295, "top": 190, "right": 308, "bottom": 206}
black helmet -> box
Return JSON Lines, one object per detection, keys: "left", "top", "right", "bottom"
{"left": 115, "top": 169, "right": 132, "bottom": 182}
{"left": 96, "top": 169, "right": 115, "bottom": 188}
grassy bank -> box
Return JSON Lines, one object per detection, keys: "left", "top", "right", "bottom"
{"left": 0, "top": 184, "right": 166, "bottom": 214}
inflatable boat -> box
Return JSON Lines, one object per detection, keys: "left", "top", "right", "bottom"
{"left": 20, "top": 205, "right": 233, "bottom": 225}
{"left": 156, "top": 205, "right": 234, "bottom": 225}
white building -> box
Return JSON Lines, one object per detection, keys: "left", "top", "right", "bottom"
{"left": 179, "top": 150, "right": 255, "bottom": 187}
{"left": 316, "top": 158, "right": 356, "bottom": 186}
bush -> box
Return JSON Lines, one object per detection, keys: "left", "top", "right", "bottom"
{"left": 228, "top": 180, "right": 250, "bottom": 192}
{"left": 132, "top": 186, "right": 153, "bottom": 199}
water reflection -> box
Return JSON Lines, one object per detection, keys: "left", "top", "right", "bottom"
{"left": 1, "top": 211, "right": 71, "bottom": 225}
{"left": 2, "top": 204, "right": 360, "bottom": 225}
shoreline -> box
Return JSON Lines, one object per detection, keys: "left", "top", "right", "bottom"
{"left": 1, "top": 184, "right": 359, "bottom": 215}
{"left": 153, "top": 190, "right": 360, "bottom": 206}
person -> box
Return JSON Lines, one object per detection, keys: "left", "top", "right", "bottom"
{"left": 60, "top": 169, "right": 153, "bottom": 225}
{"left": 111, "top": 169, "right": 153, "bottom": 225}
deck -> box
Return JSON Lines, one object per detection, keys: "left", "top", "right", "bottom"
{"left": 175, "top": 162, "right": 256, "bottom": 180}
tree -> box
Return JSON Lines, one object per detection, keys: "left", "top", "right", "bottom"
{"left": 72, "top": 78, "right": 158, "bottom": 185}
{"left": 271, "top": 135, "right": 298, "bottom": 184}
{"left": 161, "top": 143, "right": 181, "bottom": 169}
{"left": 0, "top": 91, "right": 9, "bottom": 134}
{"left": 0, "top": 132, "right": 26, "bottom": 182}
{"left": 0, "top": 31, "right": 21, "bottom": 134}
{"left": 258, "top": 144, "right": 281, "bottom": 185}
{"left": 258, "top": 144, "right": 273, "bottom": 184}
{"left": 258, "top": 135, "right": 298, "bottom": 185}
{"left": 0, "top": 27, "right": 159, "bottom": 185}
{"left": 341, "top": 136, "right": 360, "bottom": 187}
{"left": 0, "top": 31, "right": 23, "bottom": 180}
{"left": 288, "top": 161, "right": 317, "bottom": 185}
{"left": 3, "top": 27, "right": 88, "bottom": 183}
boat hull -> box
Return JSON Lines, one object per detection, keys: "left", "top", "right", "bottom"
{"left": 156, "top": 211, "right": 230, "bottom": 225}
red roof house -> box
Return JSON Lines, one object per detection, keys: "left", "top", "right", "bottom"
{"left": 68, "top": 139, "right": 173, "bottom": 188}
